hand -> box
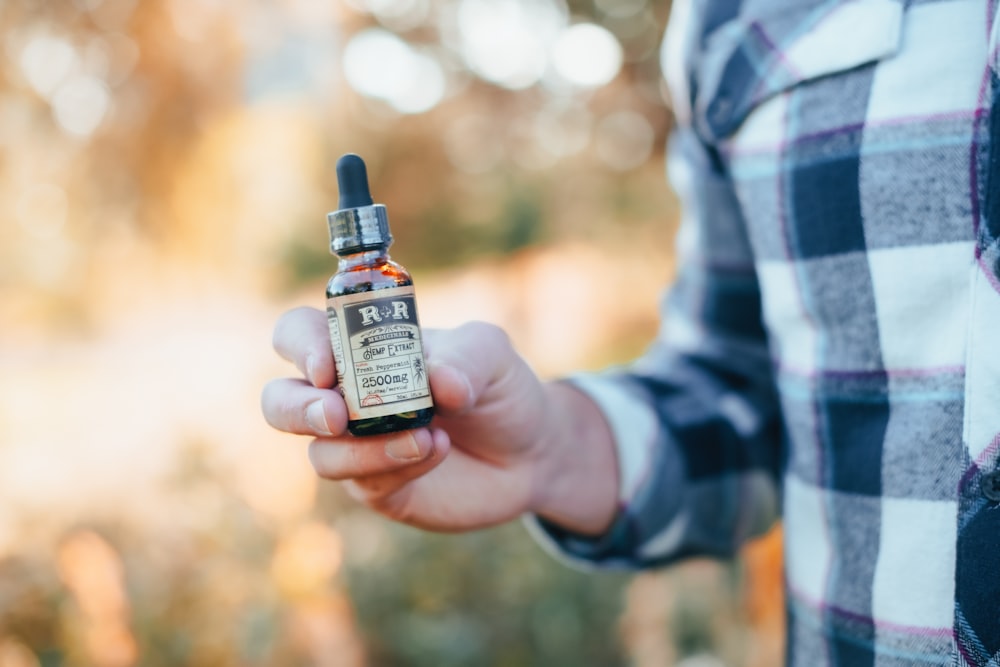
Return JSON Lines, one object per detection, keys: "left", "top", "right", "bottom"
{"left": 261, "top": 307, "right": 618, "bottom": 534}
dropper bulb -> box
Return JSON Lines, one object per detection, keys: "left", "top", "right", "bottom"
{"left": 336, "top": 154, "right": 374, "bottom": 209}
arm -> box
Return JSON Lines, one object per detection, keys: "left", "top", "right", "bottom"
{"left": 531, "top": 127, "right": 785, "bottom": 568}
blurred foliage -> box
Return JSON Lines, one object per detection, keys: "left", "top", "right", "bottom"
{"left": 335, "top": 523, "right": 631, "bottom": 666}
{"left": 0, "top": 508, "right": 780, "bottom": 666}
{"left": 0, "top": 0, "right": 678, "bottom": 304}
{"left": 0, "top": 442, "right": 630, "bottom": 667}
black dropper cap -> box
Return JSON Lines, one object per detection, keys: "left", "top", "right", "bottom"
{"left": 327, "top": 153, "right": 392, "bottom": 255}
{"left": 336, "top": 154, "right": 374, "bottom": 209}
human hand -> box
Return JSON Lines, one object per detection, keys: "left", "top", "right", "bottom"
{"left": 261, "top": 308, "right": 618, "bottom": 534}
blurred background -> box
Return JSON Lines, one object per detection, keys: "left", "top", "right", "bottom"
{"left": 0, "top": 0, "right": 784, "bottom": 665}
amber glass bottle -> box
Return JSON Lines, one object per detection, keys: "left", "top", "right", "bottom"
{"left": 325, "top": 154, "right": 434, "bottom": 437}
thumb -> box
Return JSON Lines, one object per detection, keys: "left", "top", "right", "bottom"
{"left": 424, "top": 321, "right": 520, "bottom": 417}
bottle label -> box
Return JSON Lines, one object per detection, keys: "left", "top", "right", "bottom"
{"left": 326, "top": 285, "right": 433, "bottom": 422}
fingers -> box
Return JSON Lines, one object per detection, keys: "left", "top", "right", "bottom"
{"left": 272, "top": 306, "right": 335, "bottom": 388}
{"left": 261, "top": 378, "right": 348, "bottom": 436}
{"left": 312, "top": 428, "right": 452, "bottom": 525}
{"left": 271, "top": 311, "right": 521, "bottom": 419}
{"left": 264, "top": 375, "right": 451, "bottom": 501}
{"left": 309, "top": 427, "right": 450, "bottom": 483}
{"left": 340, "top": 428, "right": 453, "bottom": 523}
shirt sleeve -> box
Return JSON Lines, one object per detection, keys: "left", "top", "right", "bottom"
{"left": 527, "top": 112, "right": 785, "bottom": 571}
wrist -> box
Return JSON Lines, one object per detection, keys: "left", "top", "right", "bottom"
{"left": 528, "top": 380, "right": 620, "bottom": 537}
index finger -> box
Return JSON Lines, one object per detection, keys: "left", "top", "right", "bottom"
{"left": 272, "top": 306, "right": 335, "bottom": 388}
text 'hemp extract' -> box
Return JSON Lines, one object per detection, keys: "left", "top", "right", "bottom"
{"left": 325, "top": 154, "right": 434, "bottom": 437}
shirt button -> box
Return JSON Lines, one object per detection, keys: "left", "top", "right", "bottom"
{"left": 982, "top": 470, "right": 1000, "bottom": 502}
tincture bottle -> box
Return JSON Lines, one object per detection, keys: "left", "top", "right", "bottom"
{"left": 325, "top": 154, "right": 434, "bottom": 437}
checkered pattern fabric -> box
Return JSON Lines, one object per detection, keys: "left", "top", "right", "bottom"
{"left": 531, "top": 0, "right": 1000, "bottom": 664}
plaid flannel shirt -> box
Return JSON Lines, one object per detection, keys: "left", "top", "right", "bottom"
{"left": 532, "top": 0, "right": 1000, "bottom": 664}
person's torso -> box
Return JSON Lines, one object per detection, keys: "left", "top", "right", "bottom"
{"left": 673, "top": 0, "right": 1000, "bottom": 663}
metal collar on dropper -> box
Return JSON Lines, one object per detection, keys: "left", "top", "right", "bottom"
{"left": 327, "top": 154, "right": 393, "bottom": 255}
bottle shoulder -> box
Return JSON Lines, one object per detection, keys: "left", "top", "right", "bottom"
{"left": 327, "top": 258, "right": 413, "bottom": 297}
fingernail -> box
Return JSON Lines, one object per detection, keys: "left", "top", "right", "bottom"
{"left": 385, "top": 432, "right": 424, "bottom": 461}
{"left": 306, "top": 400, "right": 333, "bottom": 436}
{"left": 429, "top": 362, "right": 473, "bottom": 409}
{"left": 305, "top": 353, "right": 318, "bottom": 386}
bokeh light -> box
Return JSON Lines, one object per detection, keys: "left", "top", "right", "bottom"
{"left": 343, "top": 28, "right": 446, "bottom": 113}
{"left": 52, "top": 75, "right": 111, "bottom": 137}
{"left": 534, "top": 103, "right": 592, "bottom": 158}
{"left": 551, "top": 23, "right": 624, "bottom": 88}
{"left": 451, "top": 0, "right": 567, "bottom": 90}
{"left": 347, "top": 0, "right": 431, "bottom": 32}
{"left": 270, "top": 522, "right": 344, "bottom": 599}
{"left": 20, "top": 35, "right": 79, "bottom": 97}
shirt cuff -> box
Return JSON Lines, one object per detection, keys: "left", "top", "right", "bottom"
{"left": 567, "top": 372, "right": 660, "bottom": 507}
{"left": 524, "top": 372, "right": 663, "bottom": 568}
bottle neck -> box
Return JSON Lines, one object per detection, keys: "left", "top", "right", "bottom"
{"left": 335, "top": 246, "right": 391, "bottom": 270}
